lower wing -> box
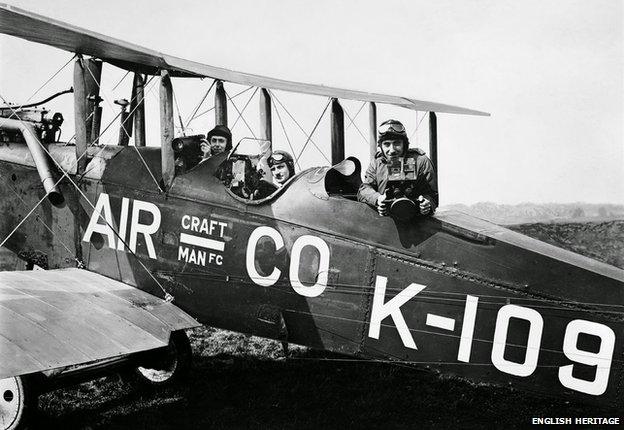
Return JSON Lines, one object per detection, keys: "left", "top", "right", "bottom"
{"left": 0, "top": 268, "right": 199, "bottom": 379}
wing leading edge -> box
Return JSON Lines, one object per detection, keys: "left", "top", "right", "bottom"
{"left": 0, "top": 268, "right": 199, "bottom": 380}
{"left": 0, "top": 3, "right": 489, "bottom": 116}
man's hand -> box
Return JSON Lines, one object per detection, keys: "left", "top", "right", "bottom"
{"left": 417, "top": 195, "right": 432, "bottom": 215}
{"left": 376, "top": 192, "right": 391, "bottom": 216}
{"left": 200, "top": 139, "right": 211, "bottom": 157}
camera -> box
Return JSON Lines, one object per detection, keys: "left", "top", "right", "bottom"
{"left": 172, "top": 134, "right": 204, "bottom": 172}
{"left": 385, "top": 155, "right": 430, "bottom": 221}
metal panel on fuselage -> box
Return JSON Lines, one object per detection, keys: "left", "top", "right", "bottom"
{"left": 155, "top": 201, "right": 372, "bottom": 354}
{"left": 77, "top": 146, "right": 622, "bottom": 407}
{"left": 83, "top": 149, "right": 373, "bottom": 354}
{"left": 365, "top": 248, "right": 623, "bottom": 406}
{"left": 0, "top": 158, "right": 84, "bottom": 269}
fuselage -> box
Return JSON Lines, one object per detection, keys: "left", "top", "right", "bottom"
{"left": 0, "top": 143, "right": 622, "bottom": 406}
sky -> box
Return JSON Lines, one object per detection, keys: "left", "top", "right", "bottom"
{"left": 0, "top": 0, "right": 622, "bottom": 205}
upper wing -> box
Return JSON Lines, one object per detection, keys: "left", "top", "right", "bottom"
{"left": 0, "top": 268, "right": 199, "bottom": 379}
{"left": 0, "top": 3, "right": 489, "bottom": 116}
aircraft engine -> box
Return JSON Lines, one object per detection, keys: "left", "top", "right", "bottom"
{"left": 0, "top": 108, "right": 63, "bottom": 144}
{"left": 0, "top": 111, "right": 65, "bottom": 205}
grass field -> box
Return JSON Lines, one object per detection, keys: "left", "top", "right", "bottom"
{"left": 5, "top": 220, "right": 622, "bottom": 429}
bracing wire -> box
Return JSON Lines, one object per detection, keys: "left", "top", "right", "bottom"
{"left": 0, "top": 54, "right": 76, "bottom": 128}
{"left": 0, "top": 174, "right": 76, "bottom": 260}
{"left": 0, "top": 78, "right": 173, "bottom": 301}
{"left": 83, "top": 65, "right": 162, "bottom": 192}
{"left": 295, "top": 97, "right": 332, "bottom": 163}
{"left": 111, "top": 71, "right": 130, "bottom": 92}
{"left": 409, "top": 112, "right": 428, "bottom": 139}
{"left": 190, "top": 86, "right": 254, "bottom": 123}
{"left": 270, "top": 95, "right": 301, "bottom": 170}
{"left": 229, "top": 87, "right": 259, "bottom": 130}
{"left": 171, "top": 82, "right": 186, "bottom": 135}
{"left": 184, "top": 79, "right": 216, "bottom": 128}
{"left": 345, "top": 101, "right": 366, "bottom": 130}
{"left": 268, "top": 90, "right": 331, "bottom": 164}
{"left": 342, "top": 105, "right": 369, "bottom": 145}
{"left": 225, "top": 87, "right": 258, "bottom": 138}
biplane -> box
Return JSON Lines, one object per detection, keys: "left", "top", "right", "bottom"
{"left": 0, "top": 4, "right": 622, "bottom": 428}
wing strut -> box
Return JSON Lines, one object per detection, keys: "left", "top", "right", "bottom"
{"left": 368, "top": 102, "right": 377, "bottom": 158}
{"left": 130, "top": 73, "right": 146, "bottom": 147}
{"left": 331, "top": 99, "right": 345, "bottom": 165}
{"left": 160, "top": 70, "right": 175, "bottom": 190}
{"left": 259, "top": 88, "right": 272, "bottom": 153}
{"left": 215, "top": 80, "right": 227, "bottom": 127}
{"left": 429, "top": 112, "right": 438, "bottom": 188}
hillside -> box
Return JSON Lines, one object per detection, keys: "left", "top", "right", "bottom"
{"left": 442, "top": 202, "right": 624, "bottom": 225}
{"left": 510, "top": 220, "right": 624, "bottom": 269}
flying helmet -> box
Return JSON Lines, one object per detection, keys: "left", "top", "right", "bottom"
{"left": 267, "top": 150, "right": 295, "bottom": 177}
{"left": 377, "top": 119, "right": 408, "bottom": 145}
{"left": 206, "top": 125, "right": 233, "bottom": 150}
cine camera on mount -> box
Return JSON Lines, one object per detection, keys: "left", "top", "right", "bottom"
{"left": 172, "top": 134, "right": 205, "bottom": 172}
{"left": 217, "top": 137, "right": 277, "bottom": 200}
{"left": 384, "top": 154, "right": 430, "bottom": 221}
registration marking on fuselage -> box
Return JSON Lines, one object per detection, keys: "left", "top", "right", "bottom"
{"left": 178, "top": 215, "right": 228, "bottom": 267}
{"left": 179, "top": 232, "right": 225, "bottom": 252}
{"left": 425, "top": 313, "right": 456, "bottom": 331}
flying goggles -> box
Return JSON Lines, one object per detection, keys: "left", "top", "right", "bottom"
{"left": 378, "top": 121, "right": 406, "bottom": 135}
{"left": 268, "top": 152, "right": 292, "bottom": 166}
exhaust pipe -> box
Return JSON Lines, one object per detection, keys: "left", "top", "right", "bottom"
{"left": 2, "top": 118, "right": 64, "bottom": 206}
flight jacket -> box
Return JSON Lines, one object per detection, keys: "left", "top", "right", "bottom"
{"left": 357, "top": 148, "right": 439, "bottom": 212}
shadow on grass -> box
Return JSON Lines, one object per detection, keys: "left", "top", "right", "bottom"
{"left": 36, "top": 344, "right": 617, "bottom": 430}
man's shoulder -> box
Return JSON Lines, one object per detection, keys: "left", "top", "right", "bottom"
{"left": 407, "top": 148, "right": 433, "bottom": 163}
{"left": 406, "top": 147, "right": 427, "bottom": 157}
{"left": 366, "top": 155, "right": 385, "bottom": 169}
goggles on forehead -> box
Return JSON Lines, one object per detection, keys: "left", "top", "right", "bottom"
{"left": 268, "top": 153, "right": 289, "bottom": 166}
{"left": 378, "top": 122, "right": 406, "bottom": 135}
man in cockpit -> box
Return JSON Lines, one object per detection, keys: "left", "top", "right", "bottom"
{"left": 173, "top": 127, "right": 231, "bottom": 174}
{"left": 246, "top": 150, "right": 295, "bottom": 200}
{"left": 267, "top": 150, "right": 295, "bottom": 187}
{"left": 201, "top": 125, "right": 232, "bottom": 160}
{"left": 358, "top": 119, "right": 438, "bottom": 217}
